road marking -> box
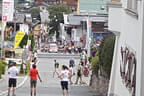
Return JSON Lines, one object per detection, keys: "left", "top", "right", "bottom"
{"left": 0, "top": 76, "right": 28, "bottom": 96}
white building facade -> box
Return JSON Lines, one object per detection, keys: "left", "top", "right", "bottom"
{"left": 108, "top": 0, "right": 144, "bottom": 96}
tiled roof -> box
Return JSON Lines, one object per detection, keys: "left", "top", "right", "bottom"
{"left": 62, "top": 0, "right": 77, "bottom": 6}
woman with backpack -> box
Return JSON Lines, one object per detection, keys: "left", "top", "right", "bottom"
{"left": 75, "top": 64, "right": 83, "bottom": 84}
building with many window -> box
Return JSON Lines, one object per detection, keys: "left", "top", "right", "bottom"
{"left": 108, "top": 0, "right": 144, "bottom": 96}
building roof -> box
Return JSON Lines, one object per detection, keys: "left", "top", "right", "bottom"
{"left": 68, "top": 15, "right": 108, "bottom": 25}
{"left": 80, "top": 0, "right": 110, "bottom": 14}
{"left": 62, "top": 0, "right": 77, "bottom": 6}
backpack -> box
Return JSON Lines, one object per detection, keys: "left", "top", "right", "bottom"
{"left": 55, "top": 62, "right": 59, "bottom": 68}
{"left": 77, "top": 66, "right": 81, "bottom": 76}
{"left": 69, "top": 59, "right": 75, "bottom": 67}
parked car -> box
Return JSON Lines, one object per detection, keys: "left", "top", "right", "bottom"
{"left": 48, "top": 43, "right": 58, "bottom": 53}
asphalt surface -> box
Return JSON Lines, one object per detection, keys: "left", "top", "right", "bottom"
{"left": 6, "top": 54, "right": 93, "bottom": 96}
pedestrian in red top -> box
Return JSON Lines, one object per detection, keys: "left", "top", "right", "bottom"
{"left": 29, "top": 64, "right": 42, "bottom": 96}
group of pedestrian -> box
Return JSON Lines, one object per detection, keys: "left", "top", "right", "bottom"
{"left": 7, "top": 50, "right": 41, "bottom": 96}
{"left": 52, "top": 59, "right": 83, "bottom": 96}
{"left": 7, "top": 49, "right": 90, "bottom": 96}
{"left": 80, "top": 50, "right": 90, "bottom": 76}
{"left": 29, "top": 50, "right": 42, "bottom": 96}
{"left": 52, "top": 58, "right": 89, "bottom": 96}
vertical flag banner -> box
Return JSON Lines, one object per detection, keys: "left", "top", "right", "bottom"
{"left": 14, "top": 31, "right": 25, "bottom": 49}
{"left": 86, "top": 18, "right": 92, "bottom": 41}
{"left": 77, "top": 0, "right": 80, "bottom": 15}
{"left": 86, "top": 17, "right": 92, "bottom": 58}
{"left": 2, "top": 0, "right": 14, "bottom": 22}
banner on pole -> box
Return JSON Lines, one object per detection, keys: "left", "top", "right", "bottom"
{"left": 2, "top": 0, "right": 14, "bottom": 22}
{"left": 14, "top": 31, "right": 25, "bottom": 49}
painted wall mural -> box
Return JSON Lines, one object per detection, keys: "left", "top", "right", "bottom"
{"left": 120, "top": 46, "right": 137, "bottom": 96}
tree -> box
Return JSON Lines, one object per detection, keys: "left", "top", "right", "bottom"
{"left": 29, "top": 8, "right": 41, "bottom": 20}
{"left": 98, "top": 35, "right": 115, "bottom": 78}
{"left": 29, "top": 34, "right": 35, "bottom": 52}
{"left": 91, "top": 53, "right": 99, "bottom": 77}
{"left": 19, "top": 34, "right": 28, "bottom": 48}
{"left": 47, "top": 4, "right": 72, "bottom": 38}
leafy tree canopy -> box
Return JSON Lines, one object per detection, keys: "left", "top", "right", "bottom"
{"left": 29, "top": 8, "right": 41, "bottom": 19}
{"left": 98, "top": 35, "right": 115, "bottom": 77}
{"left": 47, "top": 4, "right": 72, "bottom": 37}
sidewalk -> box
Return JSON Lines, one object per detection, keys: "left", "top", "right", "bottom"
{"left": 0, "top": 67, "right": 28, "bottom": 96}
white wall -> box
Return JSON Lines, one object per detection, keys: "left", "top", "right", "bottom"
{"left": 108, "top": 0, "right": 144, "bottom": 96}
{"left": 108, "top": 7, "right": 122, "bottom": 32}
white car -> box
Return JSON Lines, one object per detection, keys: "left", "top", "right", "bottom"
{"left": 48, "top": 43, "right": 58, "bottom": 53}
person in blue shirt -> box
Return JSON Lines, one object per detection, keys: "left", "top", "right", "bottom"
{"left": 69, "top": 59, "right": 75, "bottom": 68}
{"left": 53, "top": 60, "right": 59, "bottom": 78}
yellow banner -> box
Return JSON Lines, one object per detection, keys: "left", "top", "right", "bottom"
{"left": 77, "top": 0, "right": 80, "bottom": 15}
{"left": 14, "top": 31, "right": 25, "bottom": 49}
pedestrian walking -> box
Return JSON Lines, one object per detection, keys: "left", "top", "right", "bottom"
{"left": 69, "top": 58, "right": 75, "bottom": 68}
{"left": 58, "top": 65, "right": 71, "bottom": 96}
{"left": 53, "top": 60, "right": 59, "bottom": 78}
{"left": 75, "top": 64, "right": 84, "bottom": 84}
{"left": 29, "top": 64, "right": 42, "bottom": 96}
{"left": 69, "top": 64, "right": 75, "bottom": 85}
{"left": 83, "top": 64, "right": 89, "bottom": 77}
{"left": 34, "top": 57, "right": 39, "bottom": 65}
{"left": 80, "top": 59, "right": 84, "bottom": 66}
{"left": 30, "top": 59, "right": 35, "bottom": 69}
{"left": 7, "top": 62, "right": 19, "bottom": 96}
{"left": 34, "top": 50, "right": 38, "bottom": 60}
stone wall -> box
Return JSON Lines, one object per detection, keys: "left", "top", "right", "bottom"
{"left": 90, "top": 71, "right": 109, "bottom": 96}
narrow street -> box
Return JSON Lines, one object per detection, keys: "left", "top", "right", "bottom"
{"left": 13, "top": 54, "right": 92, "bottom": 96}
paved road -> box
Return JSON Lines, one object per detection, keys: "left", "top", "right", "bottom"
{"left": 9, "top": 56, "right": 93, "bottom": 96}
{"left": 38, "top": 52, "right": 80, "bottom": 59}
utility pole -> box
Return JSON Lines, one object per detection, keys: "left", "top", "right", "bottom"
{"left": 14, "top": 0, "right": 16, "bottom": 33}
{"left": 1, "top": 0, "right": 7, "bottom": 58}
{"left": 86, "top": 16, "right": 91, "bottom": 59}
{"left": 1, "top": 0, "right": 15, "bottom": 58}
{"left": 1, "top": 20, "right": 6, "bottom": 58}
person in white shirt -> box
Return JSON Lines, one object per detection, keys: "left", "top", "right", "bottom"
{"left": 58, "top": 65, "right": 71, "bottom": 96}
{"left": 30, "top": 59, "right": 35, "bottom": 69}
{"left": 7, "top": 62, "right": 19, "bottom": 96}
{"left": 69, "top": 64, "right": 75, "bottom": 84}
{"left": 34, "top": 51, "right": 38, "bottom": 60}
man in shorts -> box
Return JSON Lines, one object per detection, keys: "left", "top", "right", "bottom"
{"left": 29, "top": 64, "right": 42, "bottom": 96}
{"left": 8, "top": 62, "right": 19, "bottom": 96}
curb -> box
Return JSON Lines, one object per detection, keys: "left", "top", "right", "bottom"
{"left": 0, "top": 76, "right": 28, "bottom": 96}
{"left": 0, "top": 78, "right": 4, "bottom": 83}
{"left": 0, "top": 74, "right": 6, "bottom": 83}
